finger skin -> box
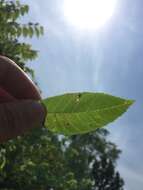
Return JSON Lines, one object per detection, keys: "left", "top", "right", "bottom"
{"left": 0, "top": 56, "right": 41, "bottom": 100}
{"left": 0, "top": 100, "right": 46, "bottom": 142}
{"left": 0, "top": 87, "right": 16, "bottom": 103}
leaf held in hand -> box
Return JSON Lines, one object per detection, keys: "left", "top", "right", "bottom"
{"left": 41, "top": 92, "right": 134, "bottom": 136}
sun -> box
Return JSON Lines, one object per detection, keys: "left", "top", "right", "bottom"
{"left": 63, "top": 0, "right": 117, "bottom": 30}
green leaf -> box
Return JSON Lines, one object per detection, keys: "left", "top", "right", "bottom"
{"left": 20, "top": 5, "right": 29, "bottom": 16}
{"left": 22, "top": 26, "right": 28, "bottom": 37}
{"left": 40, "top": 26, "right": 44, "bottom": 35}
{"left": 41, "top": 92, "right": 134, "bottom": 136}
{"left": 27, "top": 26, "right": 33, "bottom": 38}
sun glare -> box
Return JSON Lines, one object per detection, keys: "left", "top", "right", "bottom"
{"left": 63, "top": 0, "right": 117, "bottom": 30}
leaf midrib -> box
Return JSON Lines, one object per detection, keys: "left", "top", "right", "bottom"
{"left": 47, "top": 101, "right": 132, "bottom": 114}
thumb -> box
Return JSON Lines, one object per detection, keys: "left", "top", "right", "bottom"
{"left": 0, "top": 100, "right": 46, "bottom": 142}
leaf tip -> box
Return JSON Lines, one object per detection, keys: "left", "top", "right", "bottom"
{"left": 125, "top": 99, "right": 135, "bottom": 108}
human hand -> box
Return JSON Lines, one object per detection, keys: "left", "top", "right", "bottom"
{"left": 0, "top": 56, "right": 46, "bottom": 142}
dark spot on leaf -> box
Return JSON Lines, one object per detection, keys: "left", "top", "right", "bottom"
{"left": 78, "top": 93, "right": 82, "bottom": 98}
{"left": 66, "top": 123, "right": 70, "bottom": 127}
{"left": 76, "top": 93, "right": 82, "bottom": 103}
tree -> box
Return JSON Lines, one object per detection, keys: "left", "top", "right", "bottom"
{"left": 0, "top": 0, "right": 43, "bottom": 78}
{"left": 0, "top": 1, "right": 124, "bottom": 189}
{"left": 0, "top": 129, "right": 124, "bottom": 190}
{"left": 63, "top": 130, "right": 124, "bottom": 190}
{"left": 92, "top": 155, "right": 124, "bottom": 190}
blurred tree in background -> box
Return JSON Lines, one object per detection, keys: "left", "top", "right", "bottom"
{"left": 0, "top": 0, "right": 124, "bottom": 189}
{"left": 0, "top": 0, "right": 43, "bottom": 78}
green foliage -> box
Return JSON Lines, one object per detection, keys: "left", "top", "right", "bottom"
{"left": 0, "top": 128, "right": 124, "bottom": 190}
{"left": 92, "top": 155, "right": 124, "bottom": 190}
{"left": 63, "top": 130, "right": 124, "bottom": 190}
{"left": 0, "top": 0, "right": 44, "bottom": 78}
{"left": 42, "top": 92, "right": 133, "bottom": 135}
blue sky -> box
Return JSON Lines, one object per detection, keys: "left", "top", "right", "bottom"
{"left": 22, "top": 0, "right": 143, "bottom": 189}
